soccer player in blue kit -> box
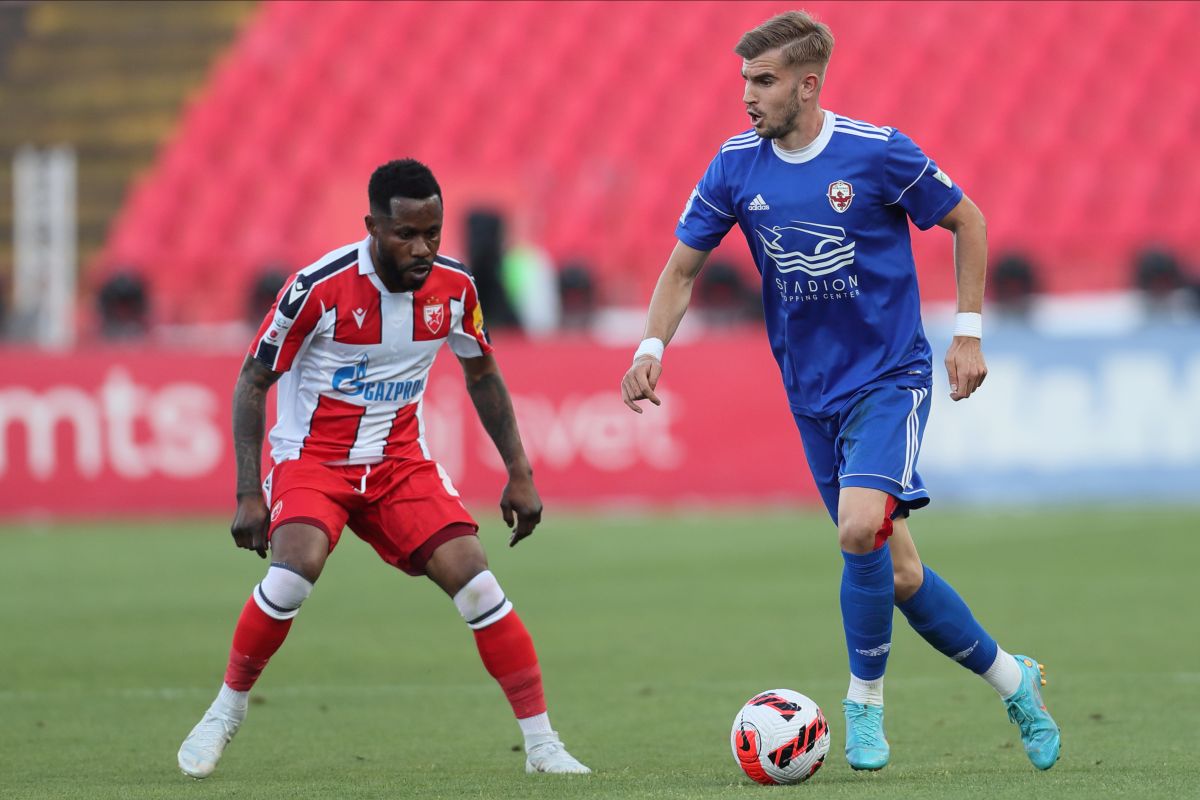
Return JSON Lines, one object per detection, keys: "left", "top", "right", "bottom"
{"left": 621, "top": 11, "right": 1060, "bottom": 772}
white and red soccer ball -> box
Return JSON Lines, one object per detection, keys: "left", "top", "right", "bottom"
{"left": 731, "top": 689, "right": 830, "bottom": 785}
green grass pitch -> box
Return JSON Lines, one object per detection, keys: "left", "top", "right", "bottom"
{"left": 1, "top": 507, "right": 1195, "bottom": 799}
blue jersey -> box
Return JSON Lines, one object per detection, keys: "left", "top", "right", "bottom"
{"left": 675, "top": 109, "right": 962, "bottom": 417}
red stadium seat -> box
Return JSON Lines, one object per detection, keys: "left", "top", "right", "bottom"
{"left": 97, "top": 1, "right": 1200, "bottom": 322}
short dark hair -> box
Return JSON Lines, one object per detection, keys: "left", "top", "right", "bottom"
{"left": 735, "top": 10, "right": 834, "bottom": 72}
{"left": 368, "top": 159, "right": 441, "bottom": 214}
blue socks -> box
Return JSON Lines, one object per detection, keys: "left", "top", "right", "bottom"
{"left": 841, "top": 544, "right": 894, "bottom": 681}
{"left": 842, "top": 548, "right": 1000, "bottom": 686}
{"left": 897, "top": 565, "right": 998, "bottom": 674}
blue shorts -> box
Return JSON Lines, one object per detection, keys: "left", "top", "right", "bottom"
{"left": 793, "top": 381, "right": 933, "bottom": 524}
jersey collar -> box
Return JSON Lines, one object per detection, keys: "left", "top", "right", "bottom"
{"left": 357, "top": 236, "right": 376, "bottom": 275}
{"left": 770, "top": 109, "right": 835, "bottom": 164}
{"left": 358, "top": 236, "right": 397, "bottom": 294}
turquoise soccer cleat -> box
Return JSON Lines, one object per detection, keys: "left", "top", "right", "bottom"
{"left": 842, "top": 699, "right": 889, "bottom": 771}
{"left": 1004, "top": 655, "right": 1061, "bottom": 770}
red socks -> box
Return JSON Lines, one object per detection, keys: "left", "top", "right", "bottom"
{"left": 472, "top": 612, "right": 547, "bottom": 718}
{"left": 223, "top": 596, "right": 293, "bottom": 691}
{"left": 219, "top": 583, "right": 547, "bottom": 720}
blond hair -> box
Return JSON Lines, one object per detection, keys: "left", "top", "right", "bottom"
{"left": 735, "top": 10, "right": 834, "bottom": 73}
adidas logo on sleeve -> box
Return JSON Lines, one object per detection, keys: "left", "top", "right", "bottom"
{"left": 748, "top": 194, "right": 771, "bottom": 211}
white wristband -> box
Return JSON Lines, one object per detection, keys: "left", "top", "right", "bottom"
{"left": 953, "top": 312, "right": 982, "bottom": 339}
{"left": 633, "top": 337, "right": 665, "bottom": 363}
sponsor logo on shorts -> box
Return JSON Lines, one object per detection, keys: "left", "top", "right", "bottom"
{"left": 271, "top": 499, "right": 283, "bottom": 522}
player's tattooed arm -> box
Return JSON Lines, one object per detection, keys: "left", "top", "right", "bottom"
{"left": 230, "top": 355, "right": 282, "bottom": 557}
{"left": 458, "top": 353, "right": 542, "bottom": 546}
{"left": 459, "top": 352, "right": 530, "bottom": 476}
{"left": 233, "top": 355, "right": 281, "bottom": 496}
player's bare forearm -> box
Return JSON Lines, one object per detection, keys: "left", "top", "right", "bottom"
{"left": 938, "top": 195, "right": 987, "bottom": 313}
{"left": 459, "top": 354, "right": 532, "bottom": 477}
{"left": 232, "top": 355, "right": 281, "bottom": 497}
{"left": 937, "top": 196, "right": 989, "bottom": 401}
{"left": 621, "top": 242, "right": 711, "bottom": 413}
{"left": 643, "top": 241, "right": 712, "bottom": 343}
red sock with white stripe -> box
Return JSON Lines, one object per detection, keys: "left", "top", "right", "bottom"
{"left": 455, "top": 570, "right": 551, "bottom": 733}
{"left": 222, "top": 564, "right": 313, "bottom": 693}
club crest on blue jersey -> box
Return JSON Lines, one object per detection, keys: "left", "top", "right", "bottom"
{"left": 827, "top": 180, "right": 854, "bottom": 213}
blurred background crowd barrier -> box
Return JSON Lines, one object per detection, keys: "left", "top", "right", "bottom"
{"left": 3, "top": 324, "right": 1196, "bottom": 517}
{"left": 0, "top": 0, "right": 1197, "bottom": 517}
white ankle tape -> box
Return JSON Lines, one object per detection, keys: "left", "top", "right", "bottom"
{"left": 453, "top": 570, "right": 513, "bottom": 630}
{"left": 252, "top": 563, "right": 314, "bottom": 621}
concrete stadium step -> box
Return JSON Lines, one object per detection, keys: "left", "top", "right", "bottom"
{"left": 0, "top": 0, "right": 257, "bottom": 298}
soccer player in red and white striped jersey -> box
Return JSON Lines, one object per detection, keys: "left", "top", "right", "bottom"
{"left": 177, "top": 160, "right": 589, "bottom": 778}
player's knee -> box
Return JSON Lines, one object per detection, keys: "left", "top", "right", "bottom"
{"left": 252, "top": 563, "right": 315, "bottom": 621}
{"left": 452, "top": 570, "right": 513, "bottom": 630}
{"left": 837, "top": 515, "right": 879, "bottom": 553}
{"left": 269, "top": 523, "right": 330, "bottom": 582}
{"left": 423, "top": 529, "right": 488, "bottom": 595}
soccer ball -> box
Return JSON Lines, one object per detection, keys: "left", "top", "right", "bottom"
{"left": 731, "top": 689, "right": 830, "bottom": 785}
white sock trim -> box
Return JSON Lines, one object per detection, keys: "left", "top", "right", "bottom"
{"left": 518, "top": 712, "right": 554, "bottom": 739}
{"left": 453, "top": 570, "right": 513, "bottom": 630}
{"left": 252, "top": 563, "right": 314, "bottom": 621}
{"left": 982, "top": 647, "right": 1023, "bottom": 698}
{"left": 847, "top": 674, "right": 885, "bottom": 706}
{"left": 216, "top": 683, "right": 248, "bottom": 713}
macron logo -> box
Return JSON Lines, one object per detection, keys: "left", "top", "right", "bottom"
{"left": 748, "top": 194, "right": 770, "bottom": 211}
{"left": 287, "top": 279, "right": 308, "bottom": 306}
{"left": 352, "top": 308, "right": 366, "bottom": 328}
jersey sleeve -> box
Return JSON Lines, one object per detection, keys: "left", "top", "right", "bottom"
{"left": 674, "top": 151, "right": 737, "bottom": 251}
{"left": 248, "top": 272, "right": 323, "bottom": 372}
{"left": 883, "top": 130, "right": 963, "bottom": 230}
{"left": 449, "top": 277, "right": 494, "bottom": 358}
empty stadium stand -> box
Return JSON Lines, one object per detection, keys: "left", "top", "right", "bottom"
{"left": 92, "top": 1, "right": 1200, "bottom": 323}
{"left": 0, "top": 0, "right": 255, "bottom": 320}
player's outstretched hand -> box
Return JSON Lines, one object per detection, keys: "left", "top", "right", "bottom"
{"left": 231, "top": 494, "right": 270, "bottom": 558}
{"left": 621, "top": 355, "right": 663, "bottom": 413}
{"left": 945, "top": 336, "right": 988, "bottom": 401}
{"left": 501, "top": 473, "right": 543, "bottom": 547}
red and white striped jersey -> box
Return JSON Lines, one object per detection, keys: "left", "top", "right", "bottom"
{"left": 249, "top": 236, "right": 492, "bottom": 465}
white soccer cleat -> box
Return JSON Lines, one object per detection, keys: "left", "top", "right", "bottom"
{"left": 524, "top": 732, "right": 592, "bottom": 774}
{"left": 177, "top": 705, "right": 245, "bottom": 779}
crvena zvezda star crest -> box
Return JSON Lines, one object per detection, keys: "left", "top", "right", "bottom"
{"left": 423, "top": 298, "right": 445, "bottom": 334}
